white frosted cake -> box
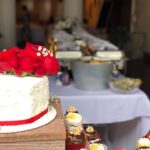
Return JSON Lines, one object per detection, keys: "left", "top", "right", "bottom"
{"left": 0, "top": 74, "right": 49, "bottom": 125}
{"left": 0, "top": 42, "right": 60, "bottom": 131}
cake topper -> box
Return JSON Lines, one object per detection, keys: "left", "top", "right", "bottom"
{"left": 0, "top": 42, "right": 60, "bottom": 77}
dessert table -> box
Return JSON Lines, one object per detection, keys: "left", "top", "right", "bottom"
{"left": 49, "top": 76, "right": 150, "bottom": 150}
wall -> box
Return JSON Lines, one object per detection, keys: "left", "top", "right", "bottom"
{"left": 16, "top": 0, "right": 52, "bottom": 22}
{"left": 63, "top": 0, "right": 83, "bottom": 22}
{"left": 134, "top": 0, "right": 150, "bottom": 54}
{"left": 0, "top": 0, "right": 16, "bottom": 49}
{"left": 33, "top": 0, "right": 52, "bottom": 22}
{"left": 20, "top": 0, "right": 34, "bottom": 11}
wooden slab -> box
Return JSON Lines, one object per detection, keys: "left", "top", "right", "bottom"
{"left": 0, "top": 101, "right": 66, "bottom": 150}
{"left": 0, "top": 140, "right": 65, "bottom": 150}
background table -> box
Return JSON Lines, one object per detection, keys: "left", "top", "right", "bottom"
{"left": 49, "top": 76, "right": 150, "bottom": 150}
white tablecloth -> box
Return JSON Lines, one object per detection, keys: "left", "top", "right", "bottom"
{"left": 49, "top": 77, "right": 150, "bottom": 150}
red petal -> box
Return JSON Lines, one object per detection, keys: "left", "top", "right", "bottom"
{"left": 20, "top": 57, "right": 34, "bottom": 73}
{"left": 43, "top": 56, "right": 60, "bottom": 75}
{"left": 0, "top": 62, "right": 12, "bottom": 71}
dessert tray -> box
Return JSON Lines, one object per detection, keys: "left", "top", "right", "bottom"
{"left": 0, "top": 106, "right": 56, "bottom": 133}
{"left": 109, "top": 77, "right": 142, "bottom": 94}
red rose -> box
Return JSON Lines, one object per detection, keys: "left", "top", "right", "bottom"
{"left": 20, "top": 56, "right": 34, "bottom": 74}
{"left": 43, "top": 55, "right": 60, "bottom": 75}
{"left": 34, "top": 67, "right": 46, "bottom": 77}
{"left": 0, "top": 42, "right": 60, "bottom": 76}
{"left": 0, "top": 47, "right": 20, "bottom": 73}
{"left": 25, "top": 42, "right": 45, "bottom": 59}
{"left": 24, "top": 43, "right": 44, "bottom": 61}
{"left": 17, "top": 45, "right": 44, "bottom": 75}
{"left": 0, "top": 62, "right": 12, "bottom": 72}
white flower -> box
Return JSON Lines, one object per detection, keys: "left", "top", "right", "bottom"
{"left": 43, "top": 48, "right": 47, "bottom": 52}
{"left": 38, "top": 46, "right": 42, "bottom": 51}
{"left": 37, "top": 52, "right": 41, "bottom": 56}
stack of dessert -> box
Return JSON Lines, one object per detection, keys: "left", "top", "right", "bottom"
{"left": 85, "top": 125, "right": 107, "bottom": 150}
{"left": 136, "top": 131, "right": 150, "bottom": 150}
{"left": 64, "top": 106, "right": 108, "bottom": 150}
{"left": 64, "top": 106, "right": 87, "bottom": 150}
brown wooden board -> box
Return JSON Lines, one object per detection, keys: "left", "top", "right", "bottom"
{"left": 0, "top": 101, "right": 66, "bottom": 150}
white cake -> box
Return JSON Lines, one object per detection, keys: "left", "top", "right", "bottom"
{"left": 0, "top": 74, "right": 49, "bottom": 124}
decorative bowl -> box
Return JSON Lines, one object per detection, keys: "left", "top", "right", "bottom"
{"left": 109, "top": 77, "right": 142, "bottom": 94}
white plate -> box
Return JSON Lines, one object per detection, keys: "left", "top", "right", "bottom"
{"left": 109, "top": 81, "right": 139, "bottom": 94}
{"left": 0, "top": 106, "right": 56, "bottom": 133}
{"left": 81, "top": 56, "right": 92, "bottom": 62}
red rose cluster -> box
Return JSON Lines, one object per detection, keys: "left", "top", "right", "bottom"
{"left": 0, "top": 43, "right": 60, "bottom": 77}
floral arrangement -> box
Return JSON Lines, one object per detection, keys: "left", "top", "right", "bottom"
{"left": 0, "top": 42, "right": 60, "bottom": 77}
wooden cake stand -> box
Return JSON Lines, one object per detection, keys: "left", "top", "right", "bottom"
{"left": 0, "top": 101, "right": 66, "bottom": 150}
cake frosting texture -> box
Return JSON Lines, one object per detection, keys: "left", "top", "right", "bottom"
{"left": 0, "top": 74, "right": 49, "bottom": 122}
